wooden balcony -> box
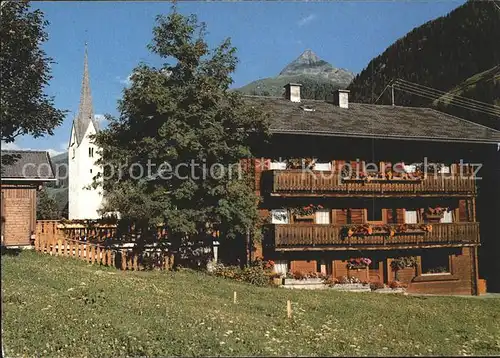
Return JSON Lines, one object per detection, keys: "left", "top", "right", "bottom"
{"left": 269, "top": 222, "right": 479, "bottom": 251}
{"left": 262, "top": 170, "right": 476, "bottom": 197}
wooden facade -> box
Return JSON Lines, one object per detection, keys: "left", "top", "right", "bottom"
{"left": 1, "top": 183, "right": 38, "bottom": 246}
{"left": 249, "top": 132, "right": 493, "bottom": 295}
{"left": 1, "top": 150, "right": 56, "bottom": 247}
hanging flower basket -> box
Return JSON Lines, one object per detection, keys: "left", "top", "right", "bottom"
{"left": 291, "top": 204, "right": 324, "bottom": 218}
{"left": 422, "top": 224, "right": 433, "bottom": 233}
{"left": 391, "top": 256, "right": 417, "bottom": 271}
{"left": 425, "top": 206, "right": 448, "bottom": 219}
{"left": 347, "top": 258, "right": 371, "bottom": 270}
{"left": 286, "top": 158, "right": 315, "bottom": 170}
{"left": 341, "top": 223, "right": 431, "bottom": 240}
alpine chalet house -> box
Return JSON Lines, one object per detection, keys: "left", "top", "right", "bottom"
{"left": 1, "top": 150, "right": 56, "bottom": 247}
{"left": 245, "top": 84, "right": 500, "bottom": 295}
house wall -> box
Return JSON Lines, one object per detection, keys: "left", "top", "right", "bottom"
{"left": 290, "top": 260, "right": 316, "bottom": 273}
{"left": 1, "top": 184, "right": 37, "bottom": 246}
{"left": 406, "top": 247, "right": 476, "bottom": 295}
{"left": 68, "top": 122, "right": 103, "bottom": 220}
{"left": 283, "top": 247, "right": 475, "bottom": 295}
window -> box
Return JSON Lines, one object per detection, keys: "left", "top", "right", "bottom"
{"left": 271, "top": 209, "right": 289, "bottom": 224}
{"left": 421, "top": 250, "right": 450, "bottom": 275}
{"left": 387, "top": 208, "right": 399, "bottom": 224}
{"left": 366, "top": 206, "right": 383, "bottom": 222}
{"left": 313, "top": 162, "right": 332, "bottom": 171}
{"left": 269, "top": 161, "right": 287, "bottom": 170}
{"left": 316, "top": 260, "right": 332, "bottom": 275}
{"left": 404, "top": 164, "right": 417, "bottom": 173}
{"left": 273, "top": 260, "right": 289, "bottom": 275}
{"left": 439, "top": 165, "right": 450, "bottom": 174}
{"left": 440, "top": 210, "right": 453, "bottom": 223}
{"left": 315, "top": 209, "right": 330, "bottom": 224}
{"left": 405, "top": 210, "right": 418, "bottom": 224}
{"left": 89, "top": 147, "right": 94, "bottom": 158}
{"left": 90, "top": 169, "right": 93, "bottom": 174}
{"left": 72, "top": 148, "right": 75, "bottom": 159}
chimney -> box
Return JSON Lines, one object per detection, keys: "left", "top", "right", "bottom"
{"left": 284, "top": 83, "right": 302, "bottom": 103}
{"left": 333, "top": 89, "right": 350, "bottom": 109}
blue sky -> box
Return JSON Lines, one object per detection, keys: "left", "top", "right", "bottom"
{"left": 6, "top": 0, "right": 466, "bottom": 156}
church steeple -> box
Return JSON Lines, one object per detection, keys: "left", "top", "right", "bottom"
{"left": 73, "top": 43, "right": 98, "bottom": 146}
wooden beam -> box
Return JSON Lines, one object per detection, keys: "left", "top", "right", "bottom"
{"left": 275, "top": 243, "right": 479, "bottom": 252}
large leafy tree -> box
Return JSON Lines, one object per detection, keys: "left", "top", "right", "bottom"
{"left": 0, "top": 1, "right": 65, "bottom": 144}
{"left": 94, "top": 10, "right": 269, "bottom": 263}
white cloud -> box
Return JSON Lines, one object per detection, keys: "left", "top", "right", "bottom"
{"left": 117, "top": 73, "right": 133, "bottom": 87}
{"left": 297, "top": 14, "right": 317, "bottom": 27}
{"left": 1, "top": 142, "right": 19, "bottom": 151}
{"left": 59, "top": 142, "right": 68, "bottom": 151}
{"left": 1, "top": 141, "right": 64, "bottom": 158}
{"left": 94, "top": 114, "right": 108, "bottom": 130}
{"left": 94, "top": 114, "right": 106, "bottom": 122}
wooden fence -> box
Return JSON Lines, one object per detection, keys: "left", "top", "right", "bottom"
{"left": 35, "top": 220, "right": 174, "bottom": 271}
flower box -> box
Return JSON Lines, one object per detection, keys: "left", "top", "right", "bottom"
{"left": 294, "top": 214, "right": 314, "bottom": 221}
{"left": 272, "top": 277, "right": 283, "bottom": 286}
{"left": 330, "top": 283, "right": 371, "bottom": 292}
{"left": 424, "top": 213, "right": 444, "bottom": 219}
{"left": 283, "top": 278, "right": 323, "bottom": 285}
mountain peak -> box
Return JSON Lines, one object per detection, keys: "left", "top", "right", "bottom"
{"left": 237, "top": 50, "right": 355, "bottom": 97}
{"left": 278, "top": 50, "right": 354, "bottom": 82}
{"left": 296, "top": 49, "right": 322, "bottom": 64}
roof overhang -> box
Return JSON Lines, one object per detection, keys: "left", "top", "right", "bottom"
{"left": 1, "top": 177, "right": 57, "bottom": 182}
{"left": 270, "top": 129, "right": 500, "bottom": 145}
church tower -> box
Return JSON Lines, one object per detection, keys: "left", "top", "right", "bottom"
{"left": 68, "top": 45, "right": 103, "bottom": 220}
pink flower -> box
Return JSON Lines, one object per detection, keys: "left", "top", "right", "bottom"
{"left": 362, "top": 258, "right": 372, "bottom": 266}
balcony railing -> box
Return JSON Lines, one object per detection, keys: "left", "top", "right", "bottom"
{"left": 262, "top": 170, "right": 476, "bottom": 197}
{"left": 269, "top": 222, "right": 479, "bottom": 251}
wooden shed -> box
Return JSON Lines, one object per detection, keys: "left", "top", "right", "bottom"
{"left": 1, "top": 150, "right": 56, "bottom": 247}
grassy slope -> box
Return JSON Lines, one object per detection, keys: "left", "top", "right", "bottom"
{"left": 434, "top": 65, "right": 500, "bottom": 105}
{"left": 2, "top": 251, "right": 500, "bottom": 357}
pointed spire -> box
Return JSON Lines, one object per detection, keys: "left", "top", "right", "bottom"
{"left": 73, "top": 42, "right": 98, "bottom": 145}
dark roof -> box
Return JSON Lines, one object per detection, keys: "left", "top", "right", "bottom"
{"left": 1, "top": 150, "right": 56, "bottom": 181}
{"left": 243, "top": 96, "right": 500, "bottom": 144}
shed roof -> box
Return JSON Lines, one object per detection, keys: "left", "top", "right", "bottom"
{"left": 1, "top": 150, "right": 56, "bottom": 181}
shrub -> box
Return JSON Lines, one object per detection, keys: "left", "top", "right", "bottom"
{"left": 370, "top": 282, "right": 385, "bottom": 291}
{"left": 389, "top": 281, "right": 407, "bottom": 289}
{"left": 337, "top": 276, "right": 361, "bottom": 284}
{"left": 212, "top": 263, "right": 275, "bottom": 286}
{"left": 213, "top": 264, "right": 243, "bottom": 281}
{"left": 292, "top": 271, "right": 307, "bottom": 280}
{"left": 322, "top": 275, "right": 339, "bottom": 287}
{"left": 240, "top": 265, "right": 271, "bottom": 286}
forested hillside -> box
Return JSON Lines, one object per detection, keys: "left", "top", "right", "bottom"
{"left": 348, "top": 0, "right": 500, "bottom": 119}
{"left": 434, "top": 65, "right": 500, "bottom": 130}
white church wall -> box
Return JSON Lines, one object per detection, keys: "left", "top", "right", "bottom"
{"left": 68, "top": 122, "right": 104, "bottom": 220}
